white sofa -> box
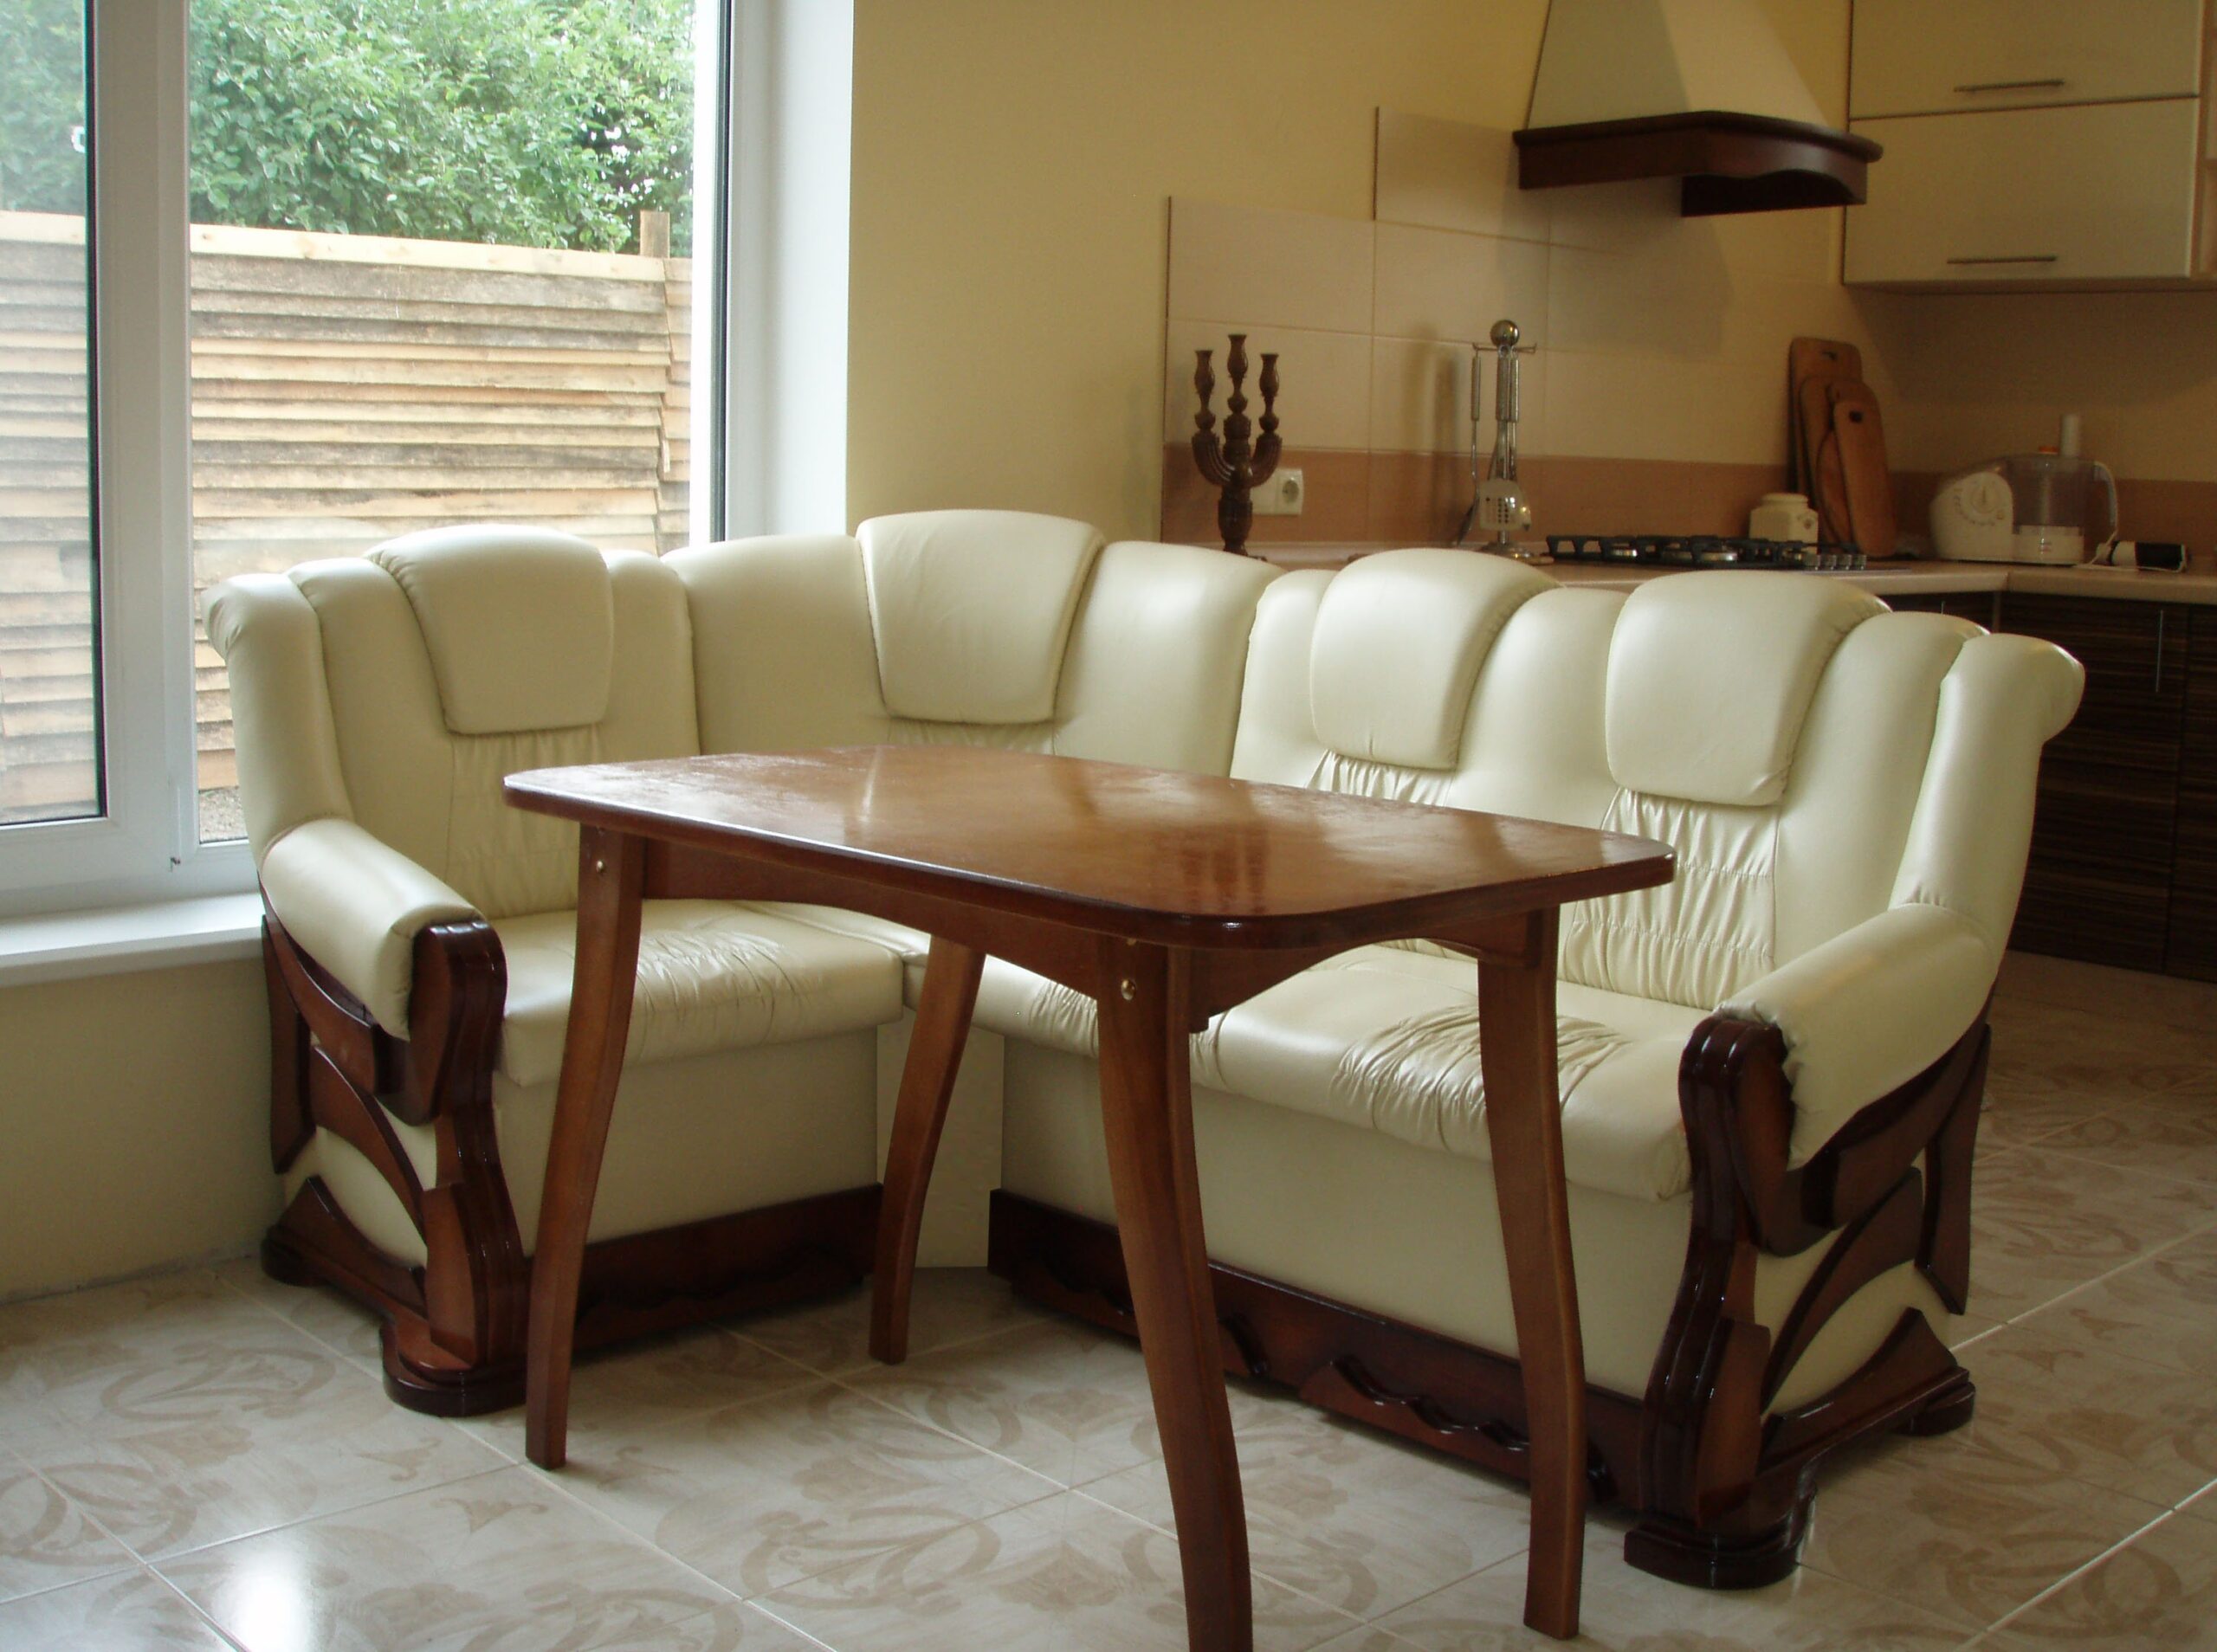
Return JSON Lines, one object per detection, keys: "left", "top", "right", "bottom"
{"left": 207, "top": 510, "right": 2082, "bottom": 1588}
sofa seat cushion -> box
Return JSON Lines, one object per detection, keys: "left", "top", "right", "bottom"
{"left": 956, "top": 939, "right": 1701, "bottom": 1203}
{"left": 493, "top": 901, "right": 908, "bottom": 1086}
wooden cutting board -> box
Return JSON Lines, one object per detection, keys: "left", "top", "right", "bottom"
{"left": 1800, "top": 377, "right": 1855, "bottom": 544}
{"left": 1828, "top": 379, "right": 1897, "bottom": 558}
{"left": 1788, "top": 338, "right": 1864, "bottom": 492}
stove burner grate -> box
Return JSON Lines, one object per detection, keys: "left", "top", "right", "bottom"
{"left": 1544, "top": 534, "right": 1867, "bottom": 572}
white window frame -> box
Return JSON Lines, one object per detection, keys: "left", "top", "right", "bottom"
{"left": 0, "top": 1, "right": 243, "bottom": 919}
{"left": 0, "top": 0, "right": 849, "bottom": 924}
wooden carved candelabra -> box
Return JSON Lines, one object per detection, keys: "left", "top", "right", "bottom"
{"left": 1192, "top": 334, "right": 1280, "bottom": 557}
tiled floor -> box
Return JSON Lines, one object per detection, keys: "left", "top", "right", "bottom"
{"left": 1, "top": 952, "right": 2213, "bottom": 1650}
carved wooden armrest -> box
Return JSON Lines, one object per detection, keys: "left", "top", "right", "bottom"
{"left": 1677, "top": 1009, "right": 1988, "bottom": 1301}
{"left": 265, "top": 905, "right": 521, "bottom": 1365}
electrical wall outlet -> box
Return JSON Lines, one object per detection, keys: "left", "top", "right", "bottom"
{"left": 1251, "top": 468, "right": 1304, "bottom": 515}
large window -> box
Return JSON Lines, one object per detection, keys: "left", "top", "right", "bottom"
{"left": 0, "top": 2, "right": 99, "bottom": 829}
{"left": 0, "top": 0, "right": 734, "bottom": 911}
{"left": 184, "top": 0, "right": 707, "bottom": 842}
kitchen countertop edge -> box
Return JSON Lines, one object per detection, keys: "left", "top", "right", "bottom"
{"left": 1238, "top": 545, "right": 2217, "bottom": 605}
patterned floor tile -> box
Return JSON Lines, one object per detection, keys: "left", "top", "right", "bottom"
{"left": 161, "top": 1466, "right": 764, "bottom": 1652}
{"left": 1081, "top": 1387, "right": 1530, "bottom": 1621}
{"left": 1986, "top": 1507, "right": 2217, "bottom": 1649}
{"left": 0, "top": 1268, "right": 504, "bottom": 1558}
{"left": 532, "top": 1376, "right": 1061, "bottom": 1598}
{"left": 2015, "top": 1229, "right": 2217, "bottom": 1378}
{"left": 734, "top": 1269, "right": 1039, "bottom": 1380}
{"left": 840, "top": 1315, "right": 1168, "bottom": 1488}
{"left": 210, "top": 1261, "right": 385, "bottom": 1378}
{"left": 1935, "top": 1320, "right": 2217, "bottom": 1506}
{"left": 758, "top": 1487, "right": 1360, "bottom": 1652}
{"left": 1369, "top": 1526, "right": 1971, "bottom": 1651}
{"left": 0, "top": 1565, "right": 238, "bottom": 1650}
{"left": 1803, "top": 1436, "right": 2167, "bottom": 1628}
{"left": 1967, "top": 1148, "right": 2217, "bottom": 1320}
{"left": 0, "top": 1457, "right": 136, "bottom": 1604}
{"left": 460, "top": 1325, "right": 823, "bottom": 1463}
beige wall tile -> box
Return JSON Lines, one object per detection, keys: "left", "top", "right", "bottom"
{"left": 1544, "top": 350, "right": 1784, "bottom": 465}
{"left": 1374, "top": 109, "right": 1550, "bottom": 242}
{"left": 1369, "top": 335, "right": 1548, "bottom": 456}
{"left": 1167, "top": 197, "right": 1374, "bottom": 333}
{"left": 1163, "top": 317, "right": 1371, "bottom": 451}
{"left": 1373, "top": 223, "right": 1549, "bottom": 347}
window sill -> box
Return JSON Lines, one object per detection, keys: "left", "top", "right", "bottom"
{"left": 0, "top": 893, "right": 263, "bottom": 989}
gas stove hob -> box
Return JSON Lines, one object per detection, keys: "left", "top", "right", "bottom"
{"left": 1545, "top": 534, "right": 1868, "bottom": 572}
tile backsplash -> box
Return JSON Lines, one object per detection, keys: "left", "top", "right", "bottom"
{"left": 1161, "top": 109, "right": 1893, "bottom": 545}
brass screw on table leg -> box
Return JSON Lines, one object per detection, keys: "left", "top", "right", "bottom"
{"left": 1120, "top": 979, "right": 1135, "bottom": 1000}
{"left": 593, "top": 858, "right": 606, "bottom": 874}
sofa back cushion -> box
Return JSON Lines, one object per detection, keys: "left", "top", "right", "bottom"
{"left": 1231, "top": 552, "right": 2068, "bottom": 1012}
{"left": 676, "top": 519, "right": 1276, "bottom": 777}
{"left": 279, "top": 538, "right": 697, "bottom": 919}
{"left": 369, "top": 526, "right": 615, "bottom": 735}
{"left": 1309, "top": 551, "right": 1549, "bottom": 770}
{"left": 858, "top": 511, "right": 1103, "bottom": 723}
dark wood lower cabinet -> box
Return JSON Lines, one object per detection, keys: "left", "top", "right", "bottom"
{"left": 2169, "top": 608, "right": 2217, "bottom": 979}
{"left": 1888, "top": 589, "right": 2210, "bottom": 978}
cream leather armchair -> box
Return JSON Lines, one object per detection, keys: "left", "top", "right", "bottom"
{"left": 207, "top": 514, "right": 1277, "bottom": 1413}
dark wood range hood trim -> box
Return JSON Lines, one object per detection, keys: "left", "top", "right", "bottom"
{"left": 1514, "top": 112, "right": 1883, "bottom": 216}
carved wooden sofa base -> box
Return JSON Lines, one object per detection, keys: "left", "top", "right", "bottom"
{"left": 262, "top": 895, "right": 1988, "bottom": 1586}
{"left": 260, "top": 913, "right": 878, "bottom": 1416}
{"left": 988, "top": 1010, "right": 1989, "bottom": 1591}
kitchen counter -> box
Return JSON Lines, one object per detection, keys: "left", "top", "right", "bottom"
{"left": 1246, "top": 545, "right": 2217, "bottom": 605}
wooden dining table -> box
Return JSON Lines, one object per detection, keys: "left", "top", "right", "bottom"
{"left": 504, "top": 745, "right": 1673, "bottom": 1646}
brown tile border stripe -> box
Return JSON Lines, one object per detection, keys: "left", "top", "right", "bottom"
{"left": 1162, "top": 445, "right": 1787, "bottom": 549}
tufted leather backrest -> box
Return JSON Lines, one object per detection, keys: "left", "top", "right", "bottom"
{"left": 1232, "top": 552, "right": 2082, "bottom": 1010}
{"left": 208, "top": 532, "right": 698, "bottom": 920}
{"left": 675, "top": 513, "right": 1278, "bottom": 777}
{"left": 857, "top": 511, "right": 1104, "bottom": 723}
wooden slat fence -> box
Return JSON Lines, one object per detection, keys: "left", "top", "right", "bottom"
{"left": 0, "top": 210, "right": 695, "bottom": 829}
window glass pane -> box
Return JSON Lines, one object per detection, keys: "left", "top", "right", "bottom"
{"left": 0, "top": 0, "right": 100, "bottom": 827}
{"left": 187, "top": 0, "right": 702, "bottom": 842}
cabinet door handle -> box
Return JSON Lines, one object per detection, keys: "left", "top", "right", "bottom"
{"left": 1946, "top": 255, "right": 2061, "bottom": 266}
{"left": 1954, "top": 78, "right": 2067, "bottom": 94}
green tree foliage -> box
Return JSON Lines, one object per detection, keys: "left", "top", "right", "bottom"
{"left": 0, "top": 0, "right": 693, "bottom": 255}
{"left": 0, "top": 0, "right": 89, "bottom": 217}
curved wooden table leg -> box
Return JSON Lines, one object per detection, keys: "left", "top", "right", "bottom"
{"left": 525, "top": 827, "right": 646, "bottom": 1469}
{"left": 1477, "top": 908, "right": 1585, "bottom": 1639}
{"left": 1096, "top": 942, "right": 1251, "bottom": 1652}
{"left": 871, "top": 936, "right": 985, "bottom": 1364}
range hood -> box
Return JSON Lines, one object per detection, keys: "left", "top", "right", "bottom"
{"left": 1514, "top": 0, "right": 1879, "bottom": 216}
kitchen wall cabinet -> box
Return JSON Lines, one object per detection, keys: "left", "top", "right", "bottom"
{"left": 1850, "top": 0, "right": 2203, "bottom": 119}
{"left": 1845, "top": 100, "right": 2205, "bottom": 287}
{"left": 1845, "top": 0, "right": 2215, "bottom": 290}
{"left": 1888, "top": 590, "right": 2201, "bottom": 974}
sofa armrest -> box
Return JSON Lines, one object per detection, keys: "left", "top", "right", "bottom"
{"left": 1719, "top": 902, "right": 1996, "bottom": 1168}
{"left": 261, "top": 817, "right": 479, "bottom": 1035}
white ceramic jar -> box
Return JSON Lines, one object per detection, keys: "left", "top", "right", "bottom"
{"left": 1749, "top": 491, "right": 1821, "bottom": 545}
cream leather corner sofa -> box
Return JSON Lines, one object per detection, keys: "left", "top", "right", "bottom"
{"left": 208, "top": 511, "right": 2082, "bottom": 1589}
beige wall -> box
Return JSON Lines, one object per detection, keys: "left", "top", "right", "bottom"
{"left": 1864, "top": 289, "right": 2217, "bottom": 484}
{"left": 0, "top": 958, "right": 275, "bottom": 1299}
{"left": 845, "top": 0, "right": 1850, "bottom": 539}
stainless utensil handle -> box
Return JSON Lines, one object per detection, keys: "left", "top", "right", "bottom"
{"left": 1953, "top": 78, "right": 2066, "bottom": 94}
{"left": 1945, "top": 255, "right": 2060, "bottom": 266}
{"left": 1496, "top": 346, "right": 1520, "bottom": 426}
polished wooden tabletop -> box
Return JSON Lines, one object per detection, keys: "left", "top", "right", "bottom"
{"left": 505, "top": 745, "right": 1674, "bottom": 945}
